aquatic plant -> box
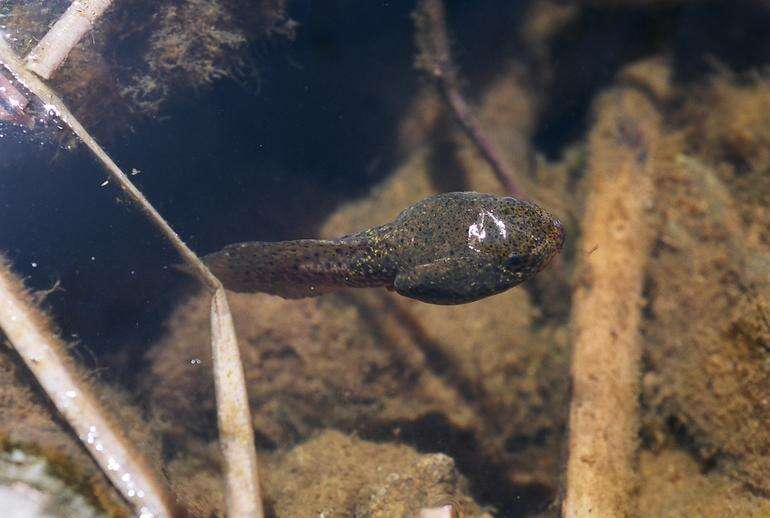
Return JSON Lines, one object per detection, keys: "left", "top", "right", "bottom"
{"left": 120, "top": 0, "right": 250, "bottom": 115}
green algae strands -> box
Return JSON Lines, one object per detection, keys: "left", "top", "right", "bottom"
{"left": 204, "top": 192, "right": 565, "bottom": 305}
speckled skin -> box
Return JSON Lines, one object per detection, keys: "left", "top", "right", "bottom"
{"left": 204, "top": 192, "right": 565, "bottom": 304}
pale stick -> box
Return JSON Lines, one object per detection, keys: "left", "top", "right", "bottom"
{"left": 0, "top": 256, "right": 178, "bottom": 517}
{"left": 26, "top": 0, "right": 113, "bottom": 79}
{"left": 563, "top": 86, "right": 660, "bottom": 517}
{"left": 211, "top": 288, "right": 264, "bottom": 517}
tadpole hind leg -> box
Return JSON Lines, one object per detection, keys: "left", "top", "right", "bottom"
{"left": 394, "top": 256, "right": 499, "bottom": 305}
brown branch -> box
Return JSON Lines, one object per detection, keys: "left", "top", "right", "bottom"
{"left": 412, "top": 0, "right": 523, "bottom": 197}
{"left": 563, "top": 86, "right": 661, "bottom": 517}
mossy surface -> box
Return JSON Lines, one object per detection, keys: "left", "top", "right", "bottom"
{"left": 0, "top": 345, "right": 128, "bottom": 516}
{"left": 641, "top": 76, "right": 770, "bottom": 497}
{"left": 264, "top": 430, "right": 490, "bottom": 517}
{"left": 638, "top": 448, "right": 770, "bottom": 517}
{"left": 2, "top": 0, "right": 291, "bottom": 138}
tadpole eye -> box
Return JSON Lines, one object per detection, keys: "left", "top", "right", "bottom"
{"left": 505, "top": 254, "right": 528, "bottom": 270}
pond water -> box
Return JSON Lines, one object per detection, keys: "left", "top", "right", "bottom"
{"left": 1, "top": 1, "right": 769, "bottom": 517}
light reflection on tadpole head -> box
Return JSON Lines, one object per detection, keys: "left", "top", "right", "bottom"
{"left": 466, "top": 210, "right": 509, "bottom": 253}
{"left": 465, "top": 195, "right": 564, "bottom": 281}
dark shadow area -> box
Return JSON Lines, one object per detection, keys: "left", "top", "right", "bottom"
{"left": 108, "top": 0, "right": 424, "bottom": 248}
{"left": 534, "top": 1, "right": 770, "bottom": 160}
{"left": 533, "top": 5, "right": 677, "bottom": 158}
{"left": 665, "top": 415, "right": 719, "bottom": 474}
{"left": 0, "top": 131, "right": 187, "bottom": 380}
{"left": 339, "top": 291, "right": 492, "bottom": 422}
{"left": 425, "top": 122, "right": 472, "bottom": 193}
{"left": 443, "top": 0, "right": 532, "bottom": 89}
{"left": 672, "top": 1, "right": 770, "bottom": 80}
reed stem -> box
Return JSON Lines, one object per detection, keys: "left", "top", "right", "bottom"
{"left": 26, "top": 0, "right": 114, "bottom": 79}
{"left": 0, "top": 256, "right": 179, "bottom": 517}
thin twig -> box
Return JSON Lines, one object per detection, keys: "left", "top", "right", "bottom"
{"left": 0, "top": 255, "right": 179, "bottom": 517}
{"left": 26, "top": 0, "right": 114, "bottom": 79}
{"left": 211, "top": 288, "right": 264, "bottom": 517}
{"left": 563, "top": 87, "right": 661, "bottom": 517}
{"left": 0, "top": 37, "right": 264, "bottom": 517}
{"left": 412, "top": 0, "right": 523, "bottom": 197}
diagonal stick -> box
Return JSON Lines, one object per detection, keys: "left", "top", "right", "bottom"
{"left": 26, "top": 0, "right": 114, "bottom": 79}
{"left": 0, "top": 36, "right": 264, "bottom": 518}
{"left": 0, "top": 255, "right": 179, "bottom": 517}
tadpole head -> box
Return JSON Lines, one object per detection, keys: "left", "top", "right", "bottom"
{"left": 467, "top": 196, "right": 564, "bottom": 280}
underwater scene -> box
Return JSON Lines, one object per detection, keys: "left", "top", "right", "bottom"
{"left": 0, "top": 0, "right": 769, "bottom": 516}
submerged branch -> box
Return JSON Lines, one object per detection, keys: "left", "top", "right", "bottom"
{"left": 0, "top": 37, "right": 264, "bottom": 517}
{"left": 26, "top": 0, "right": 114, "bottom": 80}
{"left": 412, "top": 0, "right": 523, "bottom": 197}
{"left": 0, "top": 255, "right": 178, "bottom": 517}
{"left": 211, "top": 288, "right": 264, "bottom": 517}
{"left": 563, "top": 85, "right": 661, "bottom": 516}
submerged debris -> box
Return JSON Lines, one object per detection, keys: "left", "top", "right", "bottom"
{"left": 0, "top": 449, "right": 104, "bottom": 518}
{"left": 265, "top": 431, "right": 490, "bottom": 517}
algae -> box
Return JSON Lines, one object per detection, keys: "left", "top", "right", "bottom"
{"left": 2, "top": 0, "right": 292, "bottom": 138}
{"left": 0, "top": 345, "right": 127, "bottom": 516}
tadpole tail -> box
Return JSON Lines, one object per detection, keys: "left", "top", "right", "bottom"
{"left": 201, "top": 239, "right": 381, "bottom": 299}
